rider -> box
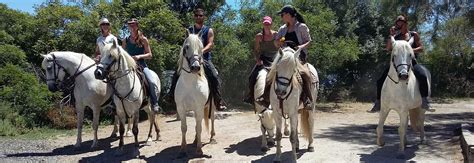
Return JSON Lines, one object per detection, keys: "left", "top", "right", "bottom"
{"left": 95, "top": 18, "right": 118, "bottom": 62}
{"left": 367, "top": 14, "right": 433, "bottom": 113}
{"left": 121, "top": 18, "right": 161, "bottom": 113}
{"left": 167, "top": 8, "right": 227, "bottom": 111}
{"left": 256, "top": 5, "right": 314, "bottom": 109}
{"left": 243, "top": 16, "right": 278, "bottom": 104}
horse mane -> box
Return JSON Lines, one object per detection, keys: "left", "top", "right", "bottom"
{"left": 267, "top": 47, "right": 303, "bottom": 88}
{"left": 106, "top": 44, "right": 137, "bottom": 70}
{"left": 41, "top": 51, "right": 94, "bottom": 70}
{"left": 177, "top": 34, "right": 205, "bottom": 77}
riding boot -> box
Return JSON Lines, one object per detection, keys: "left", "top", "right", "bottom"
{"left": 300, "top": 69, "right": 313, "bottom": 109}
{"left": 164, "top": 72, "right": 179, "bottom": 104}
{"left": 255, "top": 80, "right": 271, "bottom": 108}
{"left": 367, "top": 100, "right": 380, "bottom": 113}
{"left": 422, "top": 97, "right": 435, "bottom": 112}
{"left": 243, "top": 91, "right": 254, "bottom": 104}
{"left": 213, "top": 88, "right": 227, "bottom": 111}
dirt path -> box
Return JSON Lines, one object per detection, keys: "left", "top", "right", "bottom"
{"left": 1, "top": 100, "right": 472, "bottom": 162}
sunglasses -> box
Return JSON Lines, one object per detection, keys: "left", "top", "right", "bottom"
{"left": 194, "top": 14, "right": 204, "bottom": 18}
{"left": 100, "top": 23, "right": 110, "bottom": 26}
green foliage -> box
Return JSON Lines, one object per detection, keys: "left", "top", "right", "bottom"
{"left": 425, "top": 17, "right": 473, "bottom": 97}
{"left": 0, "top": 64, "right": 54, "bottom": 128}
{"left": 0, "top": 44, "right": 28, "bottom": 67}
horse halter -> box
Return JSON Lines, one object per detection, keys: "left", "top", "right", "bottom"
{"left": 46, "top": 54, "right": 97, "bottom": 92}
{"left": 388, "top": 53, "right": 413, "bottom": 84}
{"left": 97, "top": 49, "right": 130, "bottom": 81}
{"left": 181, "top": 43, "right": 203, "bottom": 74}
{"left": 45, "top": 54, "right": 67, "bottom": 85}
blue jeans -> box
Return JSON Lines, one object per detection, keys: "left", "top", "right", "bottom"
{"left": 143, "top": 67, "right": 159, "bottom": 106}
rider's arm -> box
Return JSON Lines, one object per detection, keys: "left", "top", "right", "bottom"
{"left": 254, "top": 33, "right": 262, "bottom": 62}
{"left": 203, "top": 28, "right": 214, "bottom": 54}
{"left": 412, "top": 32, "right": 424, "bottom": 54}
{"left": 138, "top": 37, "right": 152, "bottom": 60}
{"left": 297, "top": 23, "right": 311, "bottom": 50}
{"left": 386, "top": 26, "right": 395, "bottom": 52}
{"left": 94, "top": 45, "right": 100, "bottom": 59}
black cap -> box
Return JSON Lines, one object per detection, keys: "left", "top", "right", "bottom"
{"left": 277, "top": 5, "right": 296, "bottom": 15}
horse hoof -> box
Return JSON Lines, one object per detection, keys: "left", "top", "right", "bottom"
{"left": 284, "top": 130, "right": 290, "bottom": 136}
{"left": 308, "top": 146, "right": 315, "bottom": 152}
{"left": 377, "top": 140, "right": 385, "bottom": 147}
{"left": 90, "top": 143, "right": 98, "bottom": 149}
{"left": 261, "top": 146, "right": 269, "bottom": 152}
{"left": 125, "top": 131, "right": 133, "bottom": 137}
{"left": 146, "top": 137, "right": 153, "bottom": 142}
{"left": 267, "top": 141, "right": 275, "bottom": 147}
{"left": 177, "top": 152, "right": 187, "bottom": 159}
{"left": 73, "top": 143, "right": 81, "bottom": 150}
{"left": 210, "top": 139, "right": 217, "bottom": 144}
{"left": 196, "top": 150, "right": 204, "bottom": 157}
{"left": 296, "top": 147, "right": 300, "bottom": 152}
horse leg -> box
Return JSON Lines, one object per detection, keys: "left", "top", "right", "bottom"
{"left": 91, "top": 106, "right": 100, "bottom": 148}
{"left": 397, "top": 111, "right": 409, "bottom": 158}
{"left": 260, "top": 121, "right": 269, "bottom": 152}
{"left": 110, "top": 114, "right": 118, "bottom": 138}
{"left": 210, "top": 105, "right": 217, "bottom": 144}
{"left": 195, "top": 113, "right": 204, "bottom": 156}
{"left": 290, "top": 116, "right": 298, "bottom": 162}
{"left": 132, "top": 111, "right": 140, "bottom": 157}
{"left": 419, "top": 109, "right": 426, "bottom": 144}
{"left": 125, "top": 117, "right": 133, "bottom": 137}
{"left": 74, "top": 105, "right": 85, "bottom": 149}
{"left": 115, "top": 112, "right": 126, "bottom": 156}
{"left": 273, "top": 114, "right": 283, "bottom": 163}
{"left": 178, "top": 108, "right": 187, "bottom": 158}
{"left": 376, "top": 109, "right": 390, "bottom": 146}
{"left": 145, "top": 107, "right": 154, "bottom": 144}
{"left": 284, "top": 118, "right": 290, "bottom": 136}
{"left": 154, "top": 114, "right": 161, "bottom": 141}
{"left": 307, "top": 109, "right": 315, "bottom": 152}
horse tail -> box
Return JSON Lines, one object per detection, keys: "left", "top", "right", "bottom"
{"left": 300, "top": 109, "right": 311, "bottom": 141}
{"left": 409, "top": 108, "right": 420, "bottom": 132}
{"left": 204, "top": 97, "right": 211, "bottom": 133}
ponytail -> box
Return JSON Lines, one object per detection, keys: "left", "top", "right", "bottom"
{"left": 295, "top": 12, "right": 305, "bottom": 24}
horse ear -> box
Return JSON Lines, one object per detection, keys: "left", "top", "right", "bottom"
{"left": 40, "top": 54, "right": 47, "bottom": 58}
{"left": 111, "top": 39, "right": 117, "bottom": 49}
{"left": 294, "top": 47, "right": 303, "bottom": 59}
{"left": 408, "top": 37, "right": 414, "bottom": 45}
{"left": 185, "top": 28, "right": 190, "bottom": 37}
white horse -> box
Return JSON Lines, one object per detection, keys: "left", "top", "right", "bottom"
{"left": 253, "top": 66, "right": 289, "bottom": 152}
{"left": 42, "top": 52, "right": 113, "bottom": 149}
{"left": 175, "top": 32, "right": 216, "bottom": 158}
{"left": 377, "top": 36, "right": 429, "bottom": 156}
{"left": 269, "top": 47, "right": 318, "bottom": 162}
{"left": 95, "top": 41, "right": 161, "bottom": 156}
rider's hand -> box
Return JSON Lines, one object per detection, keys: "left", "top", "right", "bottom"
{"left": 256, "top": 59, "right": 263, "bottom": 65}
{"left": 131, "top": 55, "right": 140, "bottom": 61}
{"left": 389, "top": 26, "right": 396, "bottom": 36}
{"left": 94, "top": 55, "right": 101, "bottom": 62}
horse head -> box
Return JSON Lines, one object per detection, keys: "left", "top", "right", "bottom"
{"left": 272, "top": 47, "right": 302, "bottom": 98}
{"left": 41, "top": 53, "right": 69, "bottom": 92}
{"left": 95, "top": 40, "right": 136, "bottom": 80}
{"left": 390, "top": 36, "right": 415, "bottom": 81}
{"left": 180, "top": 30, "right": 204, "bottom": 74}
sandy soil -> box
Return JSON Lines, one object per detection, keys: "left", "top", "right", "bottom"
{"left": 1, "top": 99, "right": 472, "bottom": 163}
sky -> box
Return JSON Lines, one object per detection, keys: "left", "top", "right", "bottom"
{"left": 0, "top": 0, "right": 241, "bottom": 14}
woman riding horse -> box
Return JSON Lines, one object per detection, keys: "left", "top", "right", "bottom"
{"left": 257, "top": 5, "right": 314, "bottom": 109}
{"left": 368, "top": 14, "right": 434, "bottom": 113}
{"left": 244, "top": 16, "right": 278, "bottom": 104}
{"left": 122, "top": 18, "right": 161, "bottom": 113}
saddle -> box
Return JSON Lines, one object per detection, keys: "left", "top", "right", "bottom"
{"left": 136, "top": 66, "right": 150, "bottom": 99}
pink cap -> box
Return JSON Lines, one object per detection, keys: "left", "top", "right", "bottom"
{"left": 263, "top": 16, "right": 272, "bottom": 25}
